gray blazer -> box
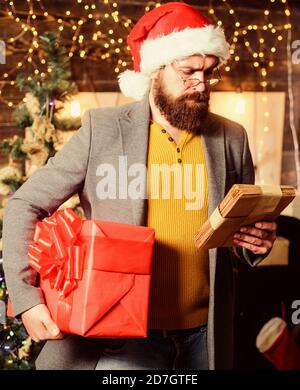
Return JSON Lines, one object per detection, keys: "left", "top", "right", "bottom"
{"left": 2, "top": 94, "right": 262, "bottom": 370}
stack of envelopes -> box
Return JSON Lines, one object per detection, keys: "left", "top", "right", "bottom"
{"left": 195, "top": 184, "right": 296, "bottom": 250}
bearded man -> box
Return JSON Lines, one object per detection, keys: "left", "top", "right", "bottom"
{"left": 3, "top": 2, "right": 276, "bottom": 370}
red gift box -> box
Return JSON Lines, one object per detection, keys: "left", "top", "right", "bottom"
{"left": 28, "top": 208, "right": 155, "bottom": 338}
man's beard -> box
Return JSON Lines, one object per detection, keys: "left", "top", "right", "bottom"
{"left": 153, "top": 77, "right": 210, "bottom": 133}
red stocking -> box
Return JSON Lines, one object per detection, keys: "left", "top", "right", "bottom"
{"left": 256, "top": 317, "right": 300, "bottom": 370}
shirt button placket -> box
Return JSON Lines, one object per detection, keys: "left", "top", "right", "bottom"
{"left": 177, "top": 147, "right": 182, "bottom": 164}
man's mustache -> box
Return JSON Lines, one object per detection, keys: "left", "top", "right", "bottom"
{"left": 180, "top": 92, "right": 210, "bottom": 103}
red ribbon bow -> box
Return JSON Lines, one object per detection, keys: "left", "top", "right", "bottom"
{"left": 28, "top": 208, "right": 85, "bottom": 297}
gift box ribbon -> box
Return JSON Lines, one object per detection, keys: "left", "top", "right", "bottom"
{"left": 28, "top": 208, "right": 86, "bottom": 297}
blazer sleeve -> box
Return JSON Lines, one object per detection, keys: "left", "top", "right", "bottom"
{"left": 233, "top": 127, "right": 270, "bottom": 267}
{"left": 2, "top": 110, "right": 92, "bottom": 317}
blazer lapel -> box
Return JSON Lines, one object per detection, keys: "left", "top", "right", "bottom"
{"left": 201, "top": 113, "right": 226, "bottom": 216}
{"left": 116, "top": 94, "right": 150, "bottom": 225}
{"left": 201, "top": 114, "right": 226, "bottom": 361}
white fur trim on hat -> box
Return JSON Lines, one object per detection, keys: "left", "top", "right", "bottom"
{"left": 256, "top": 317, "right": 287, "bottom": 353}
{"left": 140, "top": 25, "right": 230, "bottom": 74}
{"left": 118, "top": 25, "right": 230, "bottom": 100}
{"left": 118, "top": 70, "right": 150, "bottom": 101}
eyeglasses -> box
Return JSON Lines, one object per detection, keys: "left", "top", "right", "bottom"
{"left": 171, "top": 62, "right": 222, "bottom": 89}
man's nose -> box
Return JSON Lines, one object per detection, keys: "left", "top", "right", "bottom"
{"left": 192, "top": 81, "right": 206, "bottom": 93}
{"left": 191, "top": 71, "right": 206, "bottom": 92}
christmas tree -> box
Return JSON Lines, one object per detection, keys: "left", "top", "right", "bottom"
{"left": 0, "top": 31, "right": 83, "bottom": 369}
{"left": 0, "top": 262, "right": 40, "bottom": 369}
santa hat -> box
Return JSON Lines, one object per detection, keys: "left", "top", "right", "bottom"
{"left": 118, "top": 2, "right": 230, "bottom": 101}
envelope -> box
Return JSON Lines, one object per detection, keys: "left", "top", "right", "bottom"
{"left": 195, "top": 184, "right": 296, "bottom": 249}
{"left": 28, "top": 208, "right": 155, "bottom": 338}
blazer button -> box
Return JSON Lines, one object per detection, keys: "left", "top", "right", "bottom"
{"left": 177, "top": 158, "right": 182, "bottom": 164}
{"left": 161, "top": 129, "right": 166, "bottom": 133}
{"left": 168, "top": 137, "right": 173, "bottom": 142}
{"left": 177, "top": 148, "right": 180, "bottom": 153}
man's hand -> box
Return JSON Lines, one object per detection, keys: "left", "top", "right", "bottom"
{"left": 233, "top": 221, "right": 277, "bottom": 255}
{"left": 21, "top": 304, "right": 64, "bottom": 342}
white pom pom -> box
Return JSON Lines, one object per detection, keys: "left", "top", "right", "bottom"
{"left": 256, "top": 317, "right": 287, "bottom": 353}
{"left": 118, "top": 70, "right": 150, "bottom": 101}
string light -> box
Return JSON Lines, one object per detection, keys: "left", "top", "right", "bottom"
{"left": 213, "top": 0, "right": 292, "bottom": 90}
{"left": 0, "top": 0, "right": 294, "bottom": 105}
